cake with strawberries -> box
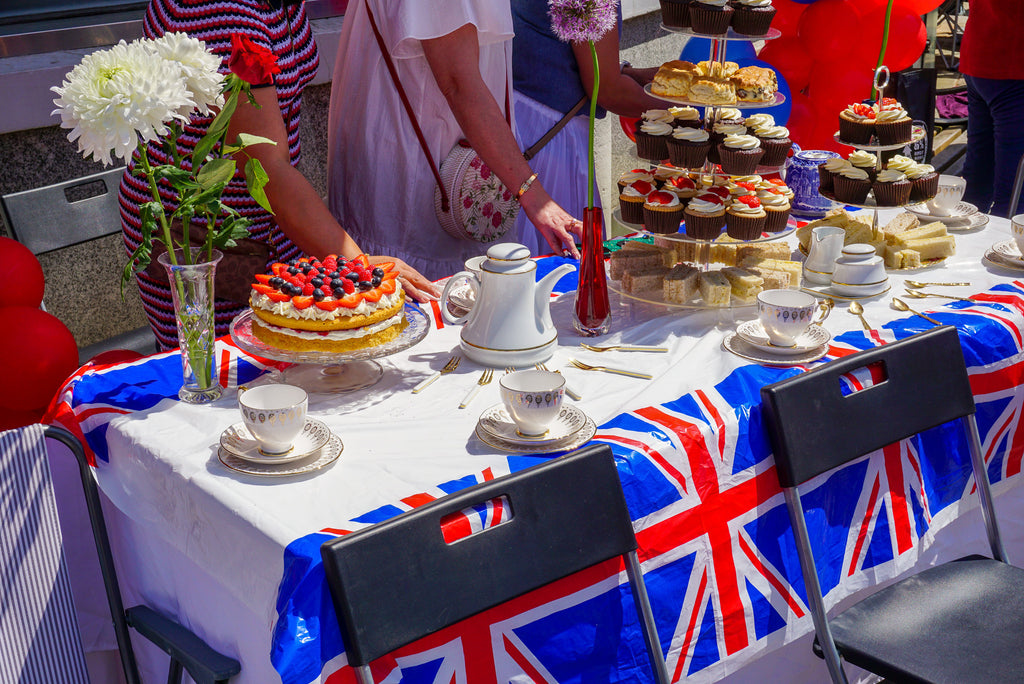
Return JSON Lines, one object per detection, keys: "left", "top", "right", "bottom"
{"left": 248, "top": 254, "right": 406, "bottom": 353}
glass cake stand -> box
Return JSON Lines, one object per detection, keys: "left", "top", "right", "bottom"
{"left": 230, "top": 303, "right": 430, "bottom": 393}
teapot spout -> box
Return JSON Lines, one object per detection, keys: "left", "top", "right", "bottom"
{"left": 535, "top": 263, "right": 576, "bottom": 331}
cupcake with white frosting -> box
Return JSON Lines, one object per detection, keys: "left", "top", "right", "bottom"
{"left": 872, "top": 169, "right": 912, "bottom": 206}
{"left": 817, "top": 157, "right": 852, "bottom": 194}
{"left": 668, "top": 105, "right": 703, "bottom": 129}
{"left": 752, "top": 123, "right": 792, "bottom": 167}
{"left": 757, "top": 187, "right": 791, "bottom": 232}
{"left": 684, "top": 192, "right": 727, "bottom": 239}
{"left": 635, "top": 119, "right": 673, "bottom": 162}
{"left": 906, "top": 162, "right": 939, "bottom": 202}
{"left": 726, "top": 195, "right": 767, "bottom": 240}
{"left": 690, "top": 0, "right": 734, "bottom": 34}
{"left": 874, "top": 101, "right": 913, "bottom": 145}
{"left": 833, "top": 166, "right": 872, "bottom": 205}
{"left": 667, "top": 126, "right": 712, "bottom": 169}
{"left": 619, "top": 179, "right": 655, "bottom": 224}
{"left": 718, "top": 134, "right": 764, "bottom": 175}
{"left": 731, "top": 0, "right": 776, "bottom": 35}
{"left": 848, "top": 149, "right": 879, "bottom": 182}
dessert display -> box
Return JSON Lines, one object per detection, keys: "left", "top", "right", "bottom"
{"left": 836, "top": 98, "right": 915, "bottom": 146}
{"left": 248, "top": 254, "right": 406, "bottom": 353}
{"left": 816, "top": 151, "right": 937, "bottom": 207}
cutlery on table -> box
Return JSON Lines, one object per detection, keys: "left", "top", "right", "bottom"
{"left": 536, "top": 363, "right": 582, "bottom": 401}
{"left": 902, "top": 289, "right": 976, "bottom": 303}
{"left": 892, "top": 297, "right": 941, "bottom": 325}
{"left": 580, "top": 343, "right": 669, "bottom": 353}
{"left": 904, "top": 280, "right": 971, "bottom": 288}
{"left": 848, "top": 300, "right": 871, "bottom": 331}
{"left": 412, "top": 355, "right": 460, "bottom": 394}
{"left": 568, "top": 358, "right": 653, "bottom": 380}
{"left": 459, "top": 368, "right": 493, "bottom": 409}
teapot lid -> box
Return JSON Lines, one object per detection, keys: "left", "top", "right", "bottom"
{"left": 484, "top": 242, "right": 533, "bottom": 273}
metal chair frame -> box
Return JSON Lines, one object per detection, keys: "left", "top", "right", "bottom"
{"left": 320, "top": 444, "right": 670, "bottom": 684}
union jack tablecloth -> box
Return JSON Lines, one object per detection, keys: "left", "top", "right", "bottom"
{"left": 47, "top": 251, "right": 1024, "bottom": 684}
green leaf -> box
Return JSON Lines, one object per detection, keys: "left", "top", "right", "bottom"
{"left": 197, "top": 157, "right": 236, "bottom": 190}
{"left": 192, "top": 89, "right": 239, "bottom": 167}
{"left": 245, "top": 158, "right": 274, "bottom": 215}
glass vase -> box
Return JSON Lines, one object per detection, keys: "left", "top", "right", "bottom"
{"left": 159, "top": 248, "right": 223, "bottom": 404}
{"left": 573, "top": 207, "right": 611, "bottom": 336}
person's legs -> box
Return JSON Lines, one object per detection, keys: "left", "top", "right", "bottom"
{"left": 962, "top": 74, "right": 995, "bottom": 213}
{"left": 984, "top": 78, "right": 1024, "bottom": 217}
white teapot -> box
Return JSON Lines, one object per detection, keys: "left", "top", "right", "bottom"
{"left": 441, "top": 243, "right": 576, "bottom": 367}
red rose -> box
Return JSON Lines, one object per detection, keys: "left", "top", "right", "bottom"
{"left": 228, "top": 34, "right": 281, "bottom": 86}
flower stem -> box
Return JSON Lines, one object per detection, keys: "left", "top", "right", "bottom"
{"left": 587, "top": 40, "right": 599, "bottom": 210}
{"left": 871, "top": 0, "right": 896, "bottom": 101}
{"left": 137, "top": 143, "right": 178, "bottom": 269}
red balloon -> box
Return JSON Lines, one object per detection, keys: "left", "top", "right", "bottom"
{"left": 785, "top": 93, "right": 817, "bottom": 149}
{"left": 797, "top": 0, "right": 863, "bottom": 62}
{"left": 0, "top": 406, "right": 46, "bottom": 431}
{"left": 808, "top": 60, "right": 876, "bottom": 114}
{"left": 770, "top": 0, "right": 809, "bottom": 36}
{"left": 855, "top": 4, "right": 928, "bottom": 73}
{"left": 898, "top": 0, "right": 944, "bottom": 14}
{"left": 758, "top": 37, "right": 813, "bottom": 93}
{"left": 0, "top": 307, "right": 79, "bottom": 411}
{"left": 0, "top": 237, "right": 45, "bottom": 309}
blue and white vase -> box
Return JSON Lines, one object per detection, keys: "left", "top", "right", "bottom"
{"left": 787, "top": 149, "right": 840, "bottom": 219}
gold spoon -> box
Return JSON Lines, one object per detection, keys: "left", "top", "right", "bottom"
{"left": 902, "top": 289, "right": 975, "bottom": 303}
{"left": 905, "top": 280, "right": 971, "bottom": 288}
{"left": 848, "top": 300, "right": 871, "bottom": 331}
{"left": 892, "top": 297, "right": 941, "bottom": 325}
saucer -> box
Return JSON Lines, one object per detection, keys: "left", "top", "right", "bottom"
{"left": 801, "top": 282, "right": 892, "bottom": 301}
{"left": 475, "top": 415, "right": 597, "bottom": 454}
{"left": 218, "top": 434, "right": 343, "bottom": 477}
{"left": 992, "top": 239, "right": 1024, "bottom": 267}
{"left": 984, "top": 248, "right": 1024, "bottom": 273}
{"left": 904, "top": 201, "right": 978, "bottom": 223}
{"left": 723, "top": 333, "right": 829, "bottom": 366}
{"left": 736, "top": 320, "right": 831, "bottom": 356}
{"left": 220, "top": 418, "right": 332, "bottom": 464}
{"left": 477, "top": 404, "right": 588, "bottom": 446}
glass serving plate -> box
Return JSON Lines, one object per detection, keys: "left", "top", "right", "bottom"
{"left": 645, "top": 83, "right": 787, "bottom": 109}
{"left": 832, "top": 124, "right": 927, "bottom": 152}
{"left": 230, "top": 303, "right": 430, "bottom": 393}
{"left": 659, "top": 24, "right": 783, "bottom": 42}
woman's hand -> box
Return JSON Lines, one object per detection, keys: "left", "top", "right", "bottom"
{"left": 519, "top": 183, "right": 583, "bottom": 258}
{"left": 368, "top": 255, "right": 440, "bottom": 302}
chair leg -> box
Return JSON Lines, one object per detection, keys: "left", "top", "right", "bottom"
{"left": 167, "top": 660, "right": 183, "bottom": 684}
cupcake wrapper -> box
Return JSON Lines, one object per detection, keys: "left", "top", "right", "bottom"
{"left": 620, "top": 197, "right": 646, "bottom": 225}
{"left": 689, "top": 4, "right": 734, "bottom": 34}
{"left": 758, "top": 137, "right": 792, "bottom": 168}
{"left": 684, "top": 210, "right": 726, "bottom": 240}
{"left": 726, "top": 212, "right": 767, "bottom": 240}
{"left": 818, "top": 165, "right": 836, "bottom": 193}
{"left": 718, "top": 145, "right": 764, "bottom": 175}
{"left": 833, "top": 175, "right": 872, "bottom": 205}
{"left": 875, "top": 118, "right": 913, "bottom": 146}
{"left": 909, "top": 173, "right": 940, "bottom": 202}
{"left": 635, "top": 131, "right": 669, "bottom": 162}
{"left": 731, "top": 5, "right": 776, "bottom": 35}
{"left": 660, "top": 0, "right": 692, "bottom": 28}
{"left": 838, "top": 116, "right": 875, "bottom": 145}
{"left": 643, "top": 205, "right": 686, "bottom": 234}
{"left": 667, "top": 139, "right": 711, "bottom": 169}
{"left": 872, "top": 180, "right": 912, "bottom": 207}
{"left": 763, "top": 206, "right": 791, "bottom": 233}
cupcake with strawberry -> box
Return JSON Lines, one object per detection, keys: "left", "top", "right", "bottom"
{"left": 726, "top": 195, "right": 767, "bottom": 240}
{"left": 838, "top": 102, "right": 876, "bottom": 145}
{"left": 684, "top": 192, "right": 727, "bottom": 239}
{"left": 643, "top": 190, "right": 686, "bottom": 234}
{"left": 757, "top": 187, "right": 792, "bottom": 232}
{"left": 661, "top": 174, "right": 700, "bottom": 206}
{"left": 619, "top": 179, "right": 655, "bottom": 224}
{"left": 874, "top": 99, "right": 914, "bottom": 145}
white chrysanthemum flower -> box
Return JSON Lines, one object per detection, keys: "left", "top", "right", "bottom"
{"left": 147, "top": 32, "right": 224, "bottom": 116}
{"left": 51, "top": 40, "right": 195, "bottom": 165}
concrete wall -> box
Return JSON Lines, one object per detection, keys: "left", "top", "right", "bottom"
{"left": 0, "top": 9, "right": 677, "bottom": 350}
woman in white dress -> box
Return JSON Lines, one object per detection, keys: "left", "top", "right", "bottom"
{"left": 326, "top": 0, "right": 582, "bottom": 281}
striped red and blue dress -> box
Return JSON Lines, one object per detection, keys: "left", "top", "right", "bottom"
{"left": 120, "top": 0, "right": 319, "bottom": 350}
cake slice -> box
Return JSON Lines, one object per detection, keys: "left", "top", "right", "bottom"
{"left": 882, "top": 212, "right": 920, "bottom": 241}
{"left": 736, "top": 241, "right": 791, "bottom": 263}
{"left": 663, "top": 263, "right": 700, "bottom": 303}
{"left": 610, "top": 249, "right": 665, "bottom": 280}
{"left": 739, "top": 256, "right": 802, "bottom": 287}
{"left": 719, "top": 266, "right": 764, "bottom": 302}
{"left": 751, "top": 268, "right": 791, "bottom": 290}
{"left": 901, "top": 235, "right": 956, "bottom": 261}
{"left": 622, "top": 267, "right": 669, "bottom": 294}
{"left": 698, "top": 271, "right": 732, "bottom": 307}
{"left": 620, "top": 240, "right": 677, "bottom": 267}
{"left": 890, "top": 221, "right": 948, "bottom": 249}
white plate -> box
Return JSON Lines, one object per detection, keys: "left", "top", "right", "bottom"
{"left": 218, "top": 434, "right": 343, "bottom": 476}
{"left": 219, "top": 419, "right": 332, "bottom": 464}
{"left": 904, "top": 201, "right": 979, "bottom": 224}
{"left": 475, "top": 415, "right": 598, "bottom": 454}
{"left": 736, "top": 320, "right": 831, "bottom": 356}
{"left": 992, "top": 239, "right": 1024, "bottom": 266}
{"left": 477, "top": 404, "right": 588, "bottom": 446}
{"left": 723, "top": 333, "right": 829, "bottom": 366}
{"left": 984, "top": 248, "right": 1024, "bottom": 273}
{"left": 800, "top": 282, "right": 892, "bottom": 301}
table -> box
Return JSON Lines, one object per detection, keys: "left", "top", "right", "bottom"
{"left": 49, "top": 208, "right": 1024, "bottom": 684}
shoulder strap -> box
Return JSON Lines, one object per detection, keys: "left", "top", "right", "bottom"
{"left": 523, "top": 95, "right": 588, "bottom": 161}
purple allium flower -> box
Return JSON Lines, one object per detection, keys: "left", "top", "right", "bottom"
{"left": 548, "top": 0, "right": 619, "bottom": 44}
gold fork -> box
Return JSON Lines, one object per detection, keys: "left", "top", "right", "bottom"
{"left": 568, "top": 358, "right": 653, "bottom": 380}
{"left": 412, "top": 355, "right": 460, "bottom": 393}
{"left": 459, "top": 368, "right": 493, "bottom": 409}
{"left": 535, "top": 363, "right": 582, "bottom": 401}
{"left": 580, "top": 343, "right": 669, "bottom": 353}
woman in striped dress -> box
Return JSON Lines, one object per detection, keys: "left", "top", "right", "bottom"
{"left": 121, "top": 0, "right": 437, "bottom": 350}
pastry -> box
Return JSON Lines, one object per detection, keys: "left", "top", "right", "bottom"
{"left": 872, "top": 169, "right": 912, "bottom": 207}
{"left": 684, "top": 192, "right": 727, "bottom": 239}
{"left": 818, "top": 157, "right": 852, "bottom": 194}
{"left": 698, "top": 271, "right": 732, "bottom": 306}
{"left": 832, "top": 166, "right": 872, "bottom": 205}
{"left": 726, "top": 195, "right": 767, "bottom": 240}
{"left": 731, "top": 0, "right": 777, "bottom": 35}
{"left": 906, "top": 163, "right": 939, "bottom": 202}
{"left": 651, "top": 60, "right": 700, "bottom": 98}
{"left": 666, "top": 126, "right": 712, "bottom": 169}
{"left": 643, "top": 190, "right": 686, "bottom": 234}
{"left": 874, "top": 101, "right": 913, "bottom": 145}
{"left": 663, "top": 263, "right": 701, "bottom": 303}
{"left": 635, "top": 120, "right": 673, "bottom": 161}
{"left": 660, "top": 0, "right": 692, "bottom": 28}
{"left": 688, "top": 75, "right": 737, "bottom": 105}
{"left": 619, "top": 179, "right": 655, "bottom": 224}
{"left": 838, "top": 102, "right": 876, "bottom": 145}
{"left": 731, "top": 65, "right": 778, "bottom": 103}
{"left": 752, "top": 123, "right": 791, "bottom": 167}
{"left": 757, "top": 188, "right": 791, "bottom": 232}
{"left": 718, "top": 134, "right": 764, "bottom": 175}
{"left": 696, "top": 60, "right": 739, "bottom": 79}
{"left": 249, "top": 255, "right": 407, "bottom": 353}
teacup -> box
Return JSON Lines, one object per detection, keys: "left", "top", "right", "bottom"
{"left": 238, "top": 384, "right": 308, "bottom": 455}
{"left": 1012, "top": 215, "right": 1024, "bottom": 255}
{"left": 925, "top": 174, "right": 967, "bottom": 216}
{"left": 756, "top": 289, "right": 831, "bottom": 347}
{"left": 499, "top": 369, "right": 565, "bottom": 437}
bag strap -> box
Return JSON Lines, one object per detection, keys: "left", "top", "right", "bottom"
{"left": 523, "top": 95, "right": 588, "bottom": 161}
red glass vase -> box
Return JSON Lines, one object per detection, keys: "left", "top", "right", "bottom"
{"left": 573, "top": 207, "right": 611, "bottom": 336}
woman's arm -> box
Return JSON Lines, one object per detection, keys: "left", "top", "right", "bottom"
{"left": 421, "top": 24, "right": 582, "bottom": 257}
{"left": 572, "top": 28, "right": 663, "bottom": 118}
{"left": 226, "top": 85, "right": 439, "bottom": 300}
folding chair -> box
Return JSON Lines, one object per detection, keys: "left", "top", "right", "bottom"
{"left": 320, "top": 443, "right": 670, "bottom": 684}
{"left": 760, "top": 326, "right": 1024, "bottom": 684}
{"left": 0, "top": 424, "right": 240, "bottom": 684}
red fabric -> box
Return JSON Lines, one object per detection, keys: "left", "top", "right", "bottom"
{"left": 959, "top": 0, "right": 1024, "bottom": 80}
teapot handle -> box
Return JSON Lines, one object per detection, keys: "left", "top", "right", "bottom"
{"left": 440, "top": 270, "right": 478, "bottom": 325}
